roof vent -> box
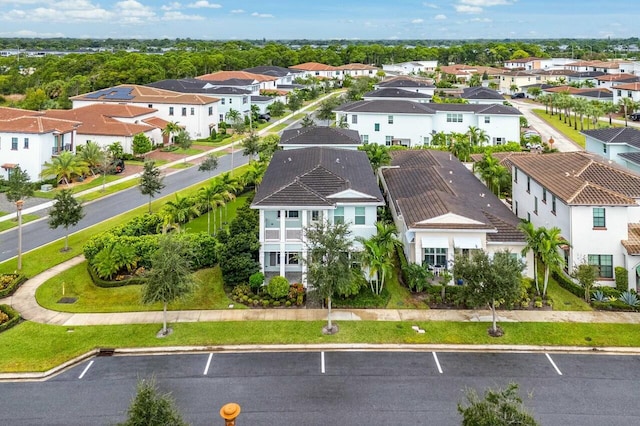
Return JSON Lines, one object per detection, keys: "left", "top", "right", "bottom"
{"left": 288, "top": 157, "right": 292, "bottom": 162}
{"left": 449, "top": 170, "right": 453, "bottom": 174}
{"left": 487, "top": 203, "right": 491, "bottom": 207}
{"left": 336, "top": 158, "right": 340, "bottom": 163}
{"left": 480, "top": 193, "right": 485, "bottom": 197}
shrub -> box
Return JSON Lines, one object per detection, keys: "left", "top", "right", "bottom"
{"left": 0, "top": 304, "right": 21, "bottom": 333}
{"left": 262, "top": 300, "right": 270, "bottom": 307}
{"left": 333, "top": 287, "right": 390, "bottom": 308}
{"left": 552, "top": 271, "right": 583, "bottom": 299}
{"left": 0, "top": 274, "right": 27, "bottom": 298}
{"left": 249, "top": 272, "right": 265, "bottom": 292}
{"left": 273, "top": 300, "right": 281, "bottom": 307}
{"left": 615, "top": 267, "right": 628, "bottom": 293}
{"left": 285, "top": 300, "right": 292, "bottom": 307}
{"left": 267, "top": 276, "right": 290, "bottom": 299}
{"left": 618, "top": 291, "right": 640, "bottom": 308}
{"left": 87, "top": 264, "right": 147, "bottom": 288}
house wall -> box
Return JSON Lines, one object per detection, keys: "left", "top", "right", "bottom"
{"left": 216, "top": 94, "right": 251, "bottom": 122}
{"left": 0, "top": 131, "right": 64, "bottom": 181}
{"left": 612, "top": 88, "right": 640, "bottom": 105}
{"left": 76, "top": 128, "right": 161, "bottom": 154}
{"left": 499, "top": 75, "right": 539, "bottom": 94}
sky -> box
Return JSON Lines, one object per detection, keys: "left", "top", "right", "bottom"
{"left": 0, "top": 0, "right": 637, "bottom": 40}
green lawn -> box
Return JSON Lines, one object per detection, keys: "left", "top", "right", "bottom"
{"left": 173, "top": 147, "right": 203, "bottom": 156}
{"left": 36, "top": 264, "right": 243, "bottom": 313}
{"left": 0, "top": 214, "right": 41, "bottom": 232}
{"left": 77, "top": 179, "right": 141, "bottom": 203}
{"left": 169, "top": 162, "right": 194, "bottom": 169}
{"left": 33, "top": 174, "right": 124, "bottom": 199}
{"left": 385, "top": 263, "right": 429, "bottom": 309}
{"left": 184, "top": 193, "right": 251, "bottom": 234}
{"left": 2, "top": 320, "right": 640, "bottom": 373}
{"left": 545, "top": 275, "right": 593, "bottom": 311}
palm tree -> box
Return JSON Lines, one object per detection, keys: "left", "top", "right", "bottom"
{"left": 449, "top": 132, "right": 471, "bottom": 162}
{"left": 358, "top": 238, "right": 392, "bottom": 295}
{"left": 619, "top": 97, "right": 638, "bottom": 127}
{"left": 572, "top": 97, "right": 589, "bottom": 131}
{"left": 602, "top": 101, "right": 619, "bottom": 126}
{"left": 360, "top": 144, "right": 391, "bottom": 174}
{"left": 225, "top": 108, "right": 241, "bottom": 124}
{"left": 162, "top": 121, "right": 181, "bottom": 146}
{"left": 538, "top": 94, "right": 552, "bottom": 114}
{"left": 431, "top": 131, "right": 448, "bottom": 147}
{"left": 539, "top": 227, "right": 568, "bottom": 297}
{"left": 518, "top": 221, "right": 544, "bottom": 295}
{"left": 371, "top": 221, "right": 403, "bottom": 255}
{"left": 467, "top": 126, "right": 489, "bottom": 146}
{"left": 197, "top": 186, "right": 226, "bottom": 234}
{"left": 527, "top": 87, "right": 542, "bottom": 99}
{"left": 78, "top": 141, "right": 104, "bottom": 176}
{"left": 40, "top": 151, "right": 89, "bottom": 186}
{"left": 243, "top": 160, "right": 267, "bottom": 189}
{"left": 160, "top": 194, "right": 200, "bottom": 232}
{"left": 212, "top": 173, "right": 241, "bottom": 224}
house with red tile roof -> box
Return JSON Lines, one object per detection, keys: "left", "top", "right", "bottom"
{"left": 289, "top": 62, "right": 342, "bottom": 80}
{"left": 612, "top": 82, "right": 640, "bottom": 106}
{"left": 195, "top": 70, "right": 278, "bottom": 92}
{"left": 71, "top": 84, "right": 219, "bottom": 139}
{"left": 337, "top": 63, "right": 379, "bottom": 78}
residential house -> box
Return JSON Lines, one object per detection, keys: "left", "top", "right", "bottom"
{"left": 459, "top": 87, "right": 505, "bottom": 105}
{"left": 542, "top": 86, "right": 613, "bottom": 102}
{"left": 596, "top": 73, "right": 640, "bottom": 90}
{"left": 612, "top": 82, "right": 640, "bottom": 106}
{"left": 334, "top": 100, "right": 521, "bottom": 147}
{"left": 566, "top": 71, "right": 606, "bottom": 87}
{"left": 71, "top": 84, "right": 219, "bottom": 139}
{"left": 279, "top": 127, "right": 362, "bottom": 150}
{"left": 499, "top": 71, "right": 539, "bottom": 94}
{"left": 374, "top": 76, "right": 436, "bottom": 97}
{"left": 251, "top": 147, "right": 384, "bottom": 285}
{"left": 379, "top": 149, "right": 533, "bottom": 278}
{"left": 196, "top": 71, "right": 278, "bottom": 92}
{"left": 243, "top": 66, "right": 303, "bottom": 87}
{"left": 503, "top": 57, "right": 545, "bottom": 70}
{"left": 337, "top": 63, "right": 379, "bottom": 78}
{"left": 564, "top": 60, "right": 620, "bottom": 75}
{"left": 509, "top": 151, "right": 640, "bottom": 289}
{"left": 382, "top": 60, "right": 438, "bottom": 76}
{"left": 363, "top": 88, "right": 432, "bottom": 103}
{"left": 583, "top": 127, "right": 640, "bottom": 174}
{"left": 530, "top": 69, "right": 572, "bottom": 84}
{"left": 439, "top": 65, "right": 504, "bottom": 85}
{"left": 0, "top": 107, "right": 80, "bottom": 181}
{"left": 289, "top": 62, "right": 342, "bottom": 80}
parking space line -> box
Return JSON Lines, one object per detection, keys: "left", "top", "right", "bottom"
{"left": 545, "top": 353, "right": 563, "bottom": 375}
{"left": 432, "top": 352, "right": 443, "bottom": 374}
{"left": 78, "top": 360, "right": 94, "bottom": 380}
{"left": 203, "top": 353, "right": 213, "bottom": 376}
{"left": 321, "top": 352, "right": 325, "bottom": 374}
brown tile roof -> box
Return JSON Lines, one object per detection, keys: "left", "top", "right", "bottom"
{"left": 596, "top": 73, "right": 638, "bottom": 82}
{"left": 290, "top": 62, "right": 340, "bottom": 71}
{"left": 142, "top": 116, "right": 170, "bottom": 129}
{"left": 382, "top": 150, "right": 524, "bottom": 242}
{"left": 0, "top": 116, "right": 80, "bottom": 134}
{"left": 565, "top": 60, "right": 619, "bottom": 68}
{"left": 0, "top": 107, "right": 39, "bottom": 120}
{"left": 613, "top": 82, "right": 640, "bottom": 91}
{"left": 508, "top": 151, "right": 640, "bottom": 206}
{"left": 470, "top": 151, "right": 538, "bottom": 172}
{"left": 71, "top": 84, "right": 219, "bottom": 105}
{"left": 337, "top": 63, "right": 378, "bottom": 70}
{"left": 622, "top": 224, "right": 640, "bottom": 254}
{"left": 196, "top": 70, "right": 277, "bottom": 83}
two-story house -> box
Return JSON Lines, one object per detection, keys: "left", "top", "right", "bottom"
{"left": 363, "top": 88, "right": 432, "bottom": 103}
{"left": 459, "top": 87, "right": 505, "bottom": 105}
{"left": 499, "top": 71, "right": 539, "bottom": 94}
{"left": 334, "top": 100, "right": 521, "bottom": 147}
{"left": 612, "top": 82, "right": 640, "bottom": 106}
{"left": 379, "top": 149, "right": 533, "bottom": 278}
{"left": 337, "top": 63, "right": 379, "bottom": 78}
{"left": 251, "top": 147, "right": 384, "bottom": 285}
{"left": 243, "top": 66, "right": 304, "bottom": 88}
{"left": 583, "top": 127, "right": 640, "bottom": 174}
{"left": 374, "top": 77, "right": 436, "bottom": 97}
{"left": 289, "top": 62, "right": 342, "bottom": 80}
{"left": 382, "top": 61, "right": 438, "bottom": 75}
{"left": 509, "top": 151, "right": 640, "bottom": 289}
{"left": 279, "top": 127, "right": 362, "bottom": 150}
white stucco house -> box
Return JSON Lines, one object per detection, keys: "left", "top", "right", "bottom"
{"left": 251, "top": 146, "right": 384, "bottom": 285}
{"left": 374, "top": 77, "right": 436, "bottom": 96}
{"left": 334, "top": 100, "right": 521, "bottom": 147}
{"left": 583, "top": 127, "right": 640, "bottom": 174}
{"left": 337, "top": 63, "right": 379, "bottom": 78}
{"left": 196, "top": 71, "right": 278, "bottom": 92}
{"left": 612, "top": 82, "right": 640, "bottom": 106}
{"left": 71, "top": 84, "right": 219, "bottom": 139}
{"left": 279, "top": 127, "right": 362, "bottom": 150}
{"left": 509, "top": 151, "right": 640, "bottom": 290}
{"left": 382, "top": 61, "right": 438, "bottom": 75}
{"left": 363, "top": 88, "right": 432, "bottom": 103}
{"left": 289, "top": 62, "right": 342, "bottom": 80}
{"left": 379, "top": 149, "right": 533, "bottom": 279}
{"left": 243, "top": 66, "right": 304, "bottom": 87}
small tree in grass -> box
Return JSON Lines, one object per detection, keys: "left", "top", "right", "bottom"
{"left": 5, "top": 165, "right": 33, "bottom": 219}
{"left": 572, "top": 259, "right": 599, "bottom": 302}
{"left": 174, "top": 129, "right": 192, "bottom": 151}
{"left": 198, "top": 153, "right": 219, "bottom": 176}
{"left": 120, "top": 377, "right": 186, "bottom": 426}
{"left": 458, "top": 383, "right": 538, "bottom": 426}
{"left": 142, "top": 233, "right": 196, "bottom": 337}
{"left": 48, "top": 189, "right": 84, "bottom": 252}
{"left": 454, "top": 250, "right": 524, "bottom": 337}
{"left": 140, "top": 161, "right": 165, "bottom": 213}
{"left": 132, "top": 133, "right": 153, "bottom": 156}
{"left": 304, "top": 220, "right": 353, "bottom": 334}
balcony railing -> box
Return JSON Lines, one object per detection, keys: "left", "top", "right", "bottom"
{"left": 286, "top": 229, "right": 302, "bottom": 240}
{"left": 265, "top": 229, "right": 280, "bottom": 240}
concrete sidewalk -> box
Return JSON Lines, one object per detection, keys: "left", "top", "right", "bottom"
{"left": 4, "top": 255, "right": 640, "bottom": 327}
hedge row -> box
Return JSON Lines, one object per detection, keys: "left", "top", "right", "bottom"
{"left": 552, "top": 270, "right": 584, "bottom": 299}
{"left": 87, "top": 264, "right": 147, "bottom": 288}
{"left": 591, "top": 300, "right": 638, "bottom": 312}
{"left": 0, "top": 304, "right": 21, "bottom": 333}
{"left": 0, "top": 274, "right": 28, "bottom": 298}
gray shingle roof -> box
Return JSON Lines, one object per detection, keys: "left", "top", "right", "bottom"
{"left": 618, "top": 152, "right": 640, "bottom": 165}
{"left": 252, "top": 147, "right": 383, "bottom": 207}
{"left": 243, "top": 66, "right": 302, "bottom": 77}
{"left": 280, "top": 127, "right": 361, "bottom": 146}
{"left": 336, "top": 100, "right": 435, "bottom": 114}
{"left": 377, "top": 77, "right": 435, "bottom": 88}
{"left": 146, "top": 79, "right": 251, "bottom": 95}
{"left": 381, "top": 150, "right": 524, "bottom": 242}
{"left": 364, "top": 88, "right": 431, "bottom": 99}
{"left": 582, "top": 127, "right": 640, "bottom": 149}
{"left": 461, "top": 87, "right": 504, "bottom": 100}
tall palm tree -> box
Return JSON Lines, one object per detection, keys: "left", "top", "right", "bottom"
{"left": 225, "top": 108, "right": 241, "bottom": 125}
{"left": 518, "top": 221, "right": 544, "bottom": 295}
{"left": 197, "top": 185, "right": 226, "bottom": 235}
{"left": 78, "top": 141, "right": 104, "bottom": 176}
{"left": 619, "top": 97, "right": 638, "bottom": 127}
{"left": 572, "top": 97, "right": 589, "bottom": 131}
{"left": 539, "top": 226, "right": 568, "bottom": 297}
{"left": 371, "top": 221, "right": 403, "bottom": 255}
{"left": 212, "top": 173, "right": 241, "bottom": 224}
{"left": 601, "top": 101, "right": 619, "bottom": 126}
{"left": 160, "top": 194, "right": 200, "bottom": 232}
{"left": 467, "top": 126, "right": 489, "bottom": 146}
{"left": 358, "top": 238, "right": 392, "bottom": 295}
{"left": 40, "top": 151, "right": 89, "bottom": 186}
{"left": 360, "top": 144, "right": 391, "bottom": 174}
{"left": 243, "top": 160, "right": 267, "bottom": 189}
{"left": 538, "top": 93, "right": 552, "bottom": 114}
{"left": 162, "top": 121, "right": 181, "bottom": 146}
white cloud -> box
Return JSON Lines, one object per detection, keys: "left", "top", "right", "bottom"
{"left": 230, "top": 9, "right": 244, "bottom": 13}
{"left": 161, "top": 2, "right": 182, "bottom": 11}
{"left": 411, "top": 18, "right": 424, "bottom": 24}
{"left": 251, "top": 12, "right": 273, "bottom": 18}
{"left": 422, "top": 2, "right": 438, "bottom": 8}
{"left": 455, "top": 4, "right": 482, "bottom": 13}
{"left": 162, "top": 11, "right": 204, "bottom": 20}
{"left": 459, "top": 0, "right": 513, "bottom": 5}
{"left": 434, "top": 14, "right": 447, "bottom": 20}
{"left": 187, "top": 0, "right": 221, "bottom": 8}
{"left": 114, "top": 0, "right": 156, "bottom": 18}
{"left": 0, "top": 29, "right": 65, "bottom": 37}
{"left": 470, "top": 17, "right": 492, "bottom": 22}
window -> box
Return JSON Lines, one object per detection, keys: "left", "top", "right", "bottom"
{"left": 286, "top": 252, "right": 299, "bottom": 265}
{"left": 268, "top": 252, "right": 280, "bottom": 266}
{"left": 243, "top": 96, "right": 248, "bottom": 104}
{"left": 484, "top": 116, "right": 490, "bottom": 124}
{"left": 424, "top": 248, "right": 447, "bottom": 267}
{"left": 446, "top": 113, "right": 463, "bottom": 123}
{"left": 423, "top": 136, "right": 430, "bottom": 145}
{"left": 527, "top": 212, "right": 531, "bottom": 222}
{"left": 374, "top": 123, "right": 380, "bottom": 132}
{"left": 515, "top": 201, "right": 518, "bottom": 216}
{"left": 351, "top": 115, "right": 358, "bottom": 124}
{"left": 593, "top": 207, "right": 606, "bottom": 228}
{"left": 229, "top": 98, "right": 233, "bottom": 104}
{"left": 355, "top": 207, "right": 365, "bottom": 225}
{"left": 219, "top": 114, "right": 224, "bottom": 122}
{"left": 385, "top": 136, "right": 393, "bottom": 146}
{"left": 542, "top": 189, "right": 547, "bottom": 203}
{"left": 361, "top": 134, "right": 369, "bottom": 144}
{"left": 287, "top": 210, "right": 299, "bottom": 219}
{"left": 551, "top": 196, "right": 556, "bottom": 214}
{"left": 148, "top": 104, "right": 153, "bottom": 108}
{"left": 11, "top": 137, "right": 18, "bottom": 150}
{"left": 23, "top": 138, "right": 29, "bottom": 149}
{"left": 526, "top": 177, "right": 530, "bottom": 193}
{"left": 181, "top": 107, "right": 187, "bottom": 116}
{"left": 534, "top": 197, "right": 538, "bottom": 214}
{"left": 169, "top": 107, "right": 174, "bottom": 116}
{"left": 514, "top": 168, "right": 518, "bottom": 183}
{"left": 334, "top": 206, "right": 344, "bottom": 224}
{"left": 221, "top": 98, "right": 225, "bottom": 105}
{"left": 311, "top": 210, "right": 320, "bottom": 222}
{"left": 208, "top": 106, "right": 213, "bottom": 116}
{"left": 388, "top": 115, "right": 394, "bottom": 124}
{"left": 190, "top": 107, "right": 195, "bottom": 116}
{"left": 588, "top": 254, "right": 613, "bottom": 278}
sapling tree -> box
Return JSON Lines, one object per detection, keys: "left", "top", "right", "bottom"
{"left": 48, "top": 189, "right": 84, "bottom": 252}
{"left": 139, "top": 160, "right": 165, "bottom": 213}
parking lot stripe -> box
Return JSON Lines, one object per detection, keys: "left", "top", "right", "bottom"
{"left": 321, "top": 352, "right": 325, "bottom": 374}
{"left": 545, "top": 353, "right": 563, "bottom": 375}
{"left": 432, "top": 352, "right": 443, "bottom": 374}
{"left": 78, "top": 360, "right": 94, "bottom": 380}
{"left": 203, "top": 353, "right": 213, "bottom": 375}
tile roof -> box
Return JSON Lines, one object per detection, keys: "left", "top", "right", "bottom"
{"left": 508, "top": 151, "right": 640, "bottom": 206}
{"left": 617, "top": 152, "right": 640, "bottom": 166}
{"left": 252, "top": 147, "right": 383, "bottom": 207}
{"left": 613, "top": 82, "right": 640, "bottom": 91}
{"left": 72, "top": 84, "right": 219, "bottom": 105}
{"left": 147, "top": 79, "right": 251, "bottom": 95}
{"left": 0, "top": 107, "right": 39, "bottom": 120}
{"left": 0, "top": 115, "right": 80, "bottom": 134}
{"left": 381, "top": 150, "right": 524, "bottom": 242}
{"left": 196, "top": 70, "right": 278, "bottom": 83}
{"left": 470, "top": 151, "right": 538, "bottom": 172}
{"left": 280, "top": 126, "right": 361, "bottom": 146}
{"left": 377, "top": 76, "right": 435, "bottom": 88}
{"left": 622, "top": 224, "right": 640, "bottom": 254}
{"left": 337, "top": 63, "right": 378, "bottom": 70}
{"left": 363, "top": 88, "right": 432, "bottom": 99}
{"left": 596, "top": 73, "right": 640, "bottom": 82}
{"left": 243, "top": 66, "right": 303, "bottom": 77}
{"left": 290, "top": 62, "right": 340, "bottom": 71}
{"left": 460, "top": 87, "right": 504, "bottom": 100}
{"left": 582, "top": 127, "right": 640, "bottom": 149}
{"left": 337, "top": 100, "right": 435, "bottom": 115}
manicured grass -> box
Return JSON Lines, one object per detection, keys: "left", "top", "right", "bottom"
{"left": 173, "top": 147, "right": 203, "bottom": 156}
{"left": 169, "top": 162, "right": 194, "bottom": 169}
{"left": 33, "top": 174, "right": 124, "bottom": 199}
{"left": 36, "top": 264, "right": 243, "bottom": 313}
{"left": 184, "top": 193, "right": 251, "bottom": 234}
{"left": 77, "top": 179, "right": 141, "bottom": 203}
{"left": 2, "top": 320, "right": 640, "bottom": 373}
{"left": 385, "top": 264, "right": 429, "bottom": 309}
{"left": 545, "top": 275, "right": 593, "bottom": 311}
{"left": 0, "top": 214, "right": 41, "bottom": 232}
{"left": 125, "top": 159, "right": 168, "bottom": 167}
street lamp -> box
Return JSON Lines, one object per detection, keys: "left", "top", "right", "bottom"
{"left": 16, "top": 199, "right": 24, "bottom": 271}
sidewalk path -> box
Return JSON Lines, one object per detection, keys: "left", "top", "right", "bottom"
{"left": 3, "top": 255, "right": 640, "bottom": 327}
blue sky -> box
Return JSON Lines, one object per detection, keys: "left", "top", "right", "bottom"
{"left": 0, "top": 0, "right": 637, "bottom": 40}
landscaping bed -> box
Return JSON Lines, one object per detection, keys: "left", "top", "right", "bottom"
{"left": 0, "top": 304, "right": 21, "bottom": 333}
{"left": 0, "top": 273, "right": 28, "bottom": 298}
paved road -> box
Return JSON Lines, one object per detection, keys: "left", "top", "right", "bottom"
{"left": 1, "top": 351, "right": 639, "bottom": 425}
{"left": 0, "top": 152, "right": 249, "bottom": 263}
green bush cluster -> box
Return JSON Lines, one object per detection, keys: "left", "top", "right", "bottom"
{"left": 615, "top": 267, "right": 628, "bottom": 293}
{"left": 0, "top": 304, "right": 21, "bottom": 333}
{"left": 267, "top": 276, "right": 289, "bottom": 299}
{"left": 0, "top": 274, "right": 27, "bottom": 298}
{"left": 333, "top": 286, "right": 390, "bottom": 308}
{"left": 230, "top": 281, "right": 305, "bottom": 308}
{"left": 552, "top": 270, "right": 584, "bottom": 299}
